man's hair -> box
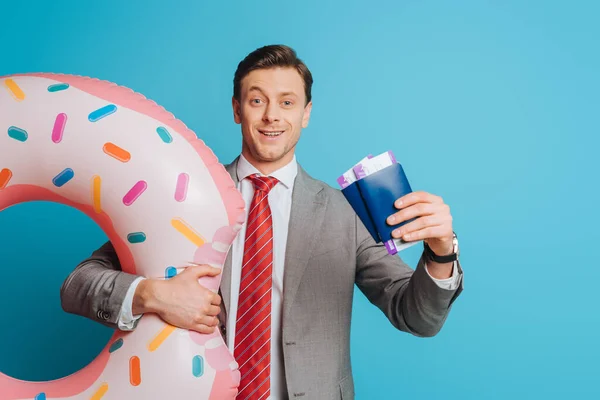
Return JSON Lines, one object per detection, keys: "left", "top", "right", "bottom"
{"left": 233, "top": 44, "right": 313, "bottom": 105}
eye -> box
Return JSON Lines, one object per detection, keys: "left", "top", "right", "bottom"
{"left": 251, "top": 98, "right": 263, "bottom": 105}
{"left": 282, "top": 100, "right": 293, "bottom": 107}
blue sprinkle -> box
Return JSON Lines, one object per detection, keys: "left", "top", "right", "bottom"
{"left": 8, "top": 126, "right": 28, "bottom": 142}
{"left": 52, "top": 168, "right": 74, "bottom": 187}
{"left": 35, "top": 393, "right": 46, "bottom": 400}
{"left": 165, "top": 266, "right": 177, "bottom": 279}
{"left": 109, "top": 338, "right": 124, "bottom": 353}
{"left": 127, "top": 232, "right": 146, "bottom": 244}
{"left": 89, "top": 104, "right": 117, "bottom": 122}
{"left": 192, "top": 355, "right": 204, "bottom": 377}
{"left": 48, "top": 83, "right": 70, "bottom": 92}
{"left": 156, "top": 127, "right": 173, "bottom": 143}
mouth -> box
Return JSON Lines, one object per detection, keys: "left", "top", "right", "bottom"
{"left": 258, "top": 129, "right": 285, "bottom": 138}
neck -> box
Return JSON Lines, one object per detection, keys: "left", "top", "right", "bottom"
{"left": 242, "top": 149, "right": 295, "bottom": 176}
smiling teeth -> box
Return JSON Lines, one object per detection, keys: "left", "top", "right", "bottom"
{"left": 262, "top": 131, "right": 283, "bottom": 137}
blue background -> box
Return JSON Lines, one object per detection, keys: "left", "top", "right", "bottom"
{"left": 1, "top": 0, "right": 599, "bottom": 398}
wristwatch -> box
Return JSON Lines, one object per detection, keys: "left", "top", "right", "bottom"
{"left": 423, "top": 232, "right": 459, "bottom": 263}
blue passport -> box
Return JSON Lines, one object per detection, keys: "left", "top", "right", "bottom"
{"left": 341, "top": 162, "right": 414, "bottom": 244}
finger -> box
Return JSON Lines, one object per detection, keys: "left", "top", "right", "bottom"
{"left": 197, "top": 315, "right": 218, "bottom": 327}
{"left": 185, "top": 264, "right": 222, "bottom": 278}
{"left": 395, "top": 191, "right": 443, "bottom": 209}
{"left": 401, "top": 225, "right": 450, "bottom": 242}
{"left": 212, "top": 294, "right": 222, "bottom": 306}
{"left": 387, "top": 203, "right": 438, "bottom": 225}
{"left": 391, "top": 215, "right": 444, "bottom": 239}
{"left": 192, "top": 324, "right": 216, "bottom": 334}
{"left": 207, "top": 305, "right": 221, "bottom": 316}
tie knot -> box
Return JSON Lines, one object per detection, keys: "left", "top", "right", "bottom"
{"left": 248, "top": 174, "right": 279, "bottom": 193}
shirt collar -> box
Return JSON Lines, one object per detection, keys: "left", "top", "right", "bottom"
{"left": 237, "top": 153, "right": 298, "bottom": 189}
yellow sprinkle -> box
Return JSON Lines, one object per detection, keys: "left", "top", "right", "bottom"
{"left": 171, "top": 218, "right": 205, "bottom": 247}
{"left": 4, "top": 79, "right": 25, "bottom": 101}
{"left": 90, "top": 383, "right": 108, "bottom": 400}
{"left": 92, "top": 175, "right": 102, "bottom": 213}
{"left": 148, "top": 324, "right": 176, "bottom": 352}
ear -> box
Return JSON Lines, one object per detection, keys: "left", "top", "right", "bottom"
{"left": 301, "top": 101, "right": 313, "bottom": 129}
{"left": 232, "top": 96, "right": 242, "bottom": 124}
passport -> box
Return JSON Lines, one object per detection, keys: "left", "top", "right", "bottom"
{"left": 338, "top": 151, "right": 419, "bottom": 254}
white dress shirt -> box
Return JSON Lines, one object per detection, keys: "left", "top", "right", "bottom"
{"left": 227, "top": 154, "right": 297, "bottom": 399}
{"left": 117, "top": 154, "right": 460, "bottom": 399}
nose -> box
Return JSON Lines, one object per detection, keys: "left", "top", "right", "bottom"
{"left": 262, "top": 103, "right": 281, "bottom": 123}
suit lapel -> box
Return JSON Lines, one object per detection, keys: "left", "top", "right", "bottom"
{"left": 220, "top": 158, "right": 240, "bottom": 317}
{"left": 219, "top": 159, "right": 327, "bottom": 327}
{"left": 282, "top": 165, "right": 327, "bottom": 321}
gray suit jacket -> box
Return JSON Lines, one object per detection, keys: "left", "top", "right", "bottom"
{"left": 61, "top": 157, "right": 463, "bottom": 399}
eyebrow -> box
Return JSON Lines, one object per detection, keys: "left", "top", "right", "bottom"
{"left": 248, "top": 86, "right": 265, "bottom": 94}
{"left": 280, "top": 92, "right": 298, "bottom": 98}
{"left": 248, "top": 86, "right": 298, "bottom": 98}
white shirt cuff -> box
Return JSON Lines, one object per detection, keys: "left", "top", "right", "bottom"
{"left": 425, "top": 261, "right": 460, "bottom": 290}
{"left": 117, "top": 277, "right": 145, "bottom": 331}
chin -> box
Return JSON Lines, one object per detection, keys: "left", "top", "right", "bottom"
{"left": 257, "top": 153, "right": 285, "bottom": 163}
{"left": 253, "top": 148, "right": 286, "bottom": 162}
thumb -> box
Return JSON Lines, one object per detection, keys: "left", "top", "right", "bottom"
{"left": 185, "top": 264, "right": 222, "bottom": 278}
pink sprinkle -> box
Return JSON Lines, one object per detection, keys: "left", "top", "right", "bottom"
{"left": 52, "top": 113, "right": 67, "bottom": 143}
{"left": 123, "top": 180, "right": 147, "bottom": 206}
{"left": 175, "top": 173, "right": 189, "bottom": 202}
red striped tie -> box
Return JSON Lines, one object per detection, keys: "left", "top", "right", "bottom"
{"left": 234, "top": 174, "right": 278, "bottom": 400}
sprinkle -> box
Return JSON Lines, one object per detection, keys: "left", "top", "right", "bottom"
{"left": 52, "top": 168, "right": 74, "bottom": 187}
{"left": 47, "top": 83, "right": 69, "bottom": 92}
{"left": 8, "top": 126, "right": 28, "bottom": 142}
{"left": 34, "top": 393, "right": 46, "bottom": 400}
{"left": 175, "top": 173, "right": 189, "bottom": 202}
{"left": 90, "top": 383, "right": 108, "bottom": 400}
{"left": 0, "top": 168, "right": 12, "bottom": 190}
{"left": 92, "top": 175, "right": 102, "bottom": 213}
{"left": 165, "top": 266, "right": 177, "bottom": 279}
{"left": 171, "top": 218, "right": 205, "bottom": 247}
{"left": 88, "top": 104, "right": 117, "bottom": 122}
{"left": 103, "top": 142, "right": 131, "bottom": 162}
{"left": 156, "top": 127, "right": 172, "bottom": 143}
{"left": 4, "top": 78, "right": 25, "bottom": 101}
{"left": 129, "top": 356, "right": 141, "bottom": 386}
{"left": 123, "top": 180, "right": 147, "bottom": 206}
{"left": 108, "top": 338, "right": 123, "bottom": 353}
{"left": 192, "top": 355, "right": 204, "bottom": 377}
{"left": 148, "top": 324, "right": 176, "bottom": 352}
{"left": 127, "top": 232, "right": 146, "bottom": 244}
{"left": 52, "top": 113, "right": 67, "bottom": 143}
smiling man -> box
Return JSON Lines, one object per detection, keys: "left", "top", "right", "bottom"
{"left": 61, "top": 44, "right": 464, "bottom": 400}
{"left": 232, "top": 59, "right": 312, "bottom": 175}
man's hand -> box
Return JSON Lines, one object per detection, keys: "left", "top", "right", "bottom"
{"left": 133, "top": 264, "right": 223, "bottom": 333}
{"left": 387, "top": 191, "right": 454, "bottom": 256}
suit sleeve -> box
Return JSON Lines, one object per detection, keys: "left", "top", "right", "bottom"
{"left": 354, "top": 214, "right": 463, "bottom": 337}
{"left": 60, "top": 240, "right": 141, "bottom": 329}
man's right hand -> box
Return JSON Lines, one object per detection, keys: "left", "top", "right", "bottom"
{"left": 132, "top": 264, "right": 223, "bottom": 333}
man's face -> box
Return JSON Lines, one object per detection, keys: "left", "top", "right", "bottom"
{"left": 233, "top": 67, "right": 312, "bottom": 173}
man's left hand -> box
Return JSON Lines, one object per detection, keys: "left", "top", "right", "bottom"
{"left": 387, "top": 191, "right": 454, "bottom": 256}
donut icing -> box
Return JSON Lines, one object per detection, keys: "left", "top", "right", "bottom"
{"left": 0, "top": 74, "right": 245, "bottom": 400}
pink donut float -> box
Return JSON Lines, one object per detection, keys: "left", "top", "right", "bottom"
{"left": 0, "top": 74, "right": 245, "bottom": 399}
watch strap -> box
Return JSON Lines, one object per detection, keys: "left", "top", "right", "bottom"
{"left": 423, "top": 240, "right": 458, "bottom": 263}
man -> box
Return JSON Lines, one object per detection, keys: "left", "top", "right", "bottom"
{"left": 61, "top": 44, "right": 463, "bottom": 399}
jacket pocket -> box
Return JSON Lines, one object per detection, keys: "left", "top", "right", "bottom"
{"left": 339, "top": 375, "right": 355, "bottom": 400}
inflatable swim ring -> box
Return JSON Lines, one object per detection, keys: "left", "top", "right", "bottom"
{"left": 0, "top": 73, "right": 245, "bottom": 399}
